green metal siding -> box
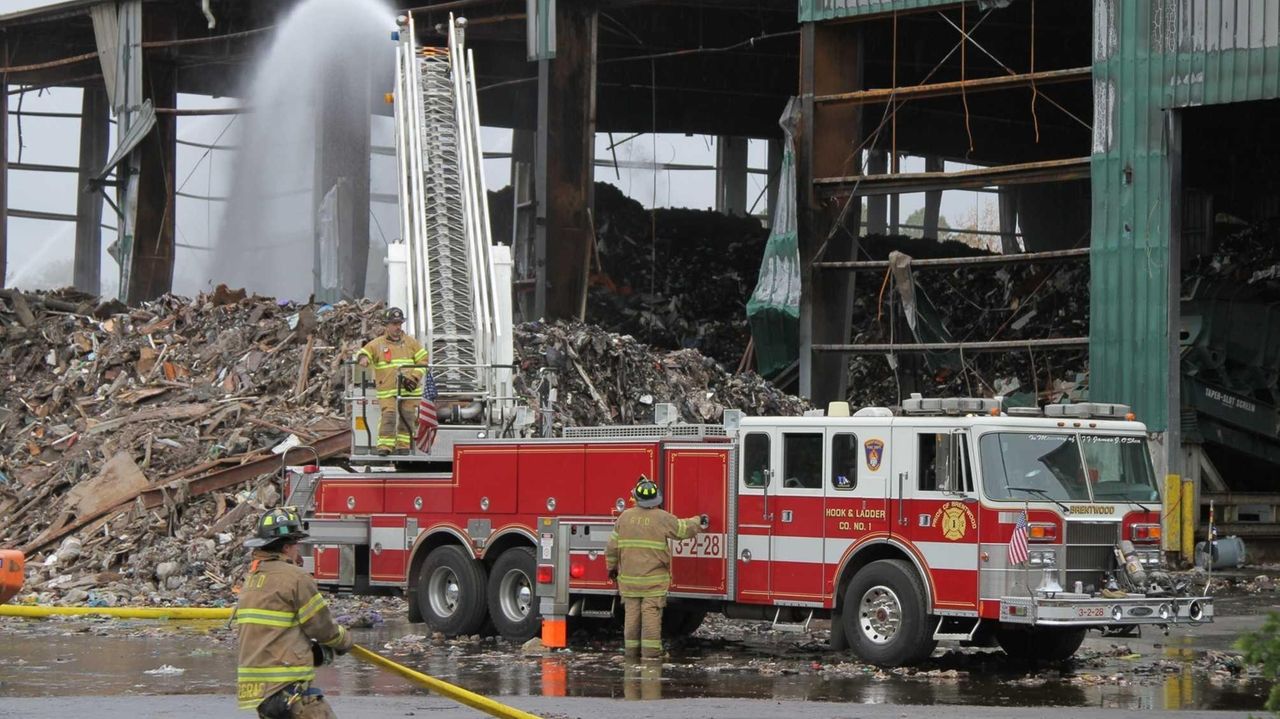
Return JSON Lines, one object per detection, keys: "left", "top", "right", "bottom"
{"left": 798, "top": 0, "right": 961, "bottom": 23}
{"left": 1090, "top": 0, "right": 1280, "bottom": 432}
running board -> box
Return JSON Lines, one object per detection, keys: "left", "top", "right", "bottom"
{"left": 578, "top": 596, "right": 616, "bottom": 619}
{"left": 771, "top": 608, "right": 814, "bottom": 633}
{"left": 932, "top": 616, "right": 981, "bottom": 642}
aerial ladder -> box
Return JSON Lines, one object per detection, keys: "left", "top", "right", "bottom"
{"left": 346, "top": 13, "right": 518, "bottom": 463}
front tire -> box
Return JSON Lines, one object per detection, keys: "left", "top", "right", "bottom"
{"left": 486, "top": 547, "right": 541, "bottom": 642}
{"left": 996, "top": 627, "right": 1086, "bottom": 662}
{"left": 417, "top": 545, "right": 488, "bottom": 636}
{"left": 842, "top": 559, "right": 936, "bottom": 666}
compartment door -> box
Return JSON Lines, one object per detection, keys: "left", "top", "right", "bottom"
{"left": 664, "top": 444, "right": 730, "bottom": 597}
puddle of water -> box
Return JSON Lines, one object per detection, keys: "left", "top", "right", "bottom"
{"left": 0, "top": 615, "right": 1268, "bottom": 711}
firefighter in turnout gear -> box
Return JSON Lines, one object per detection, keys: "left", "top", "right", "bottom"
{"left": 236, "top": 508, "right": 354, "bottom": 717}
{"left": 356, "top": 307, "right": 428, "bottom": 455}
{"left": 605, "top": 475, "right": 708, "bottom": 659}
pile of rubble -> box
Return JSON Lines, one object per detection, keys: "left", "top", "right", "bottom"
{"left": 492, "top": 182, "right": 769, "bottom": 369}
{"left": 0, "top": 287, "right": 800, "bottom": 604}
{"left": 514, "top": 320, "right": 807, "bottom": 431}
{"left": 0, "top": 287, "right": 382, "bottom": 605}
{"left": 843, "top": 234, "right": 1090, "bottom": 408}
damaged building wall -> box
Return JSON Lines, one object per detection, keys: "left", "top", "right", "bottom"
{"left": 1090, "top": 0, "right": 1280, "bottom": 448}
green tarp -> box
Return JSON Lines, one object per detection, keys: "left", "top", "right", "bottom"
{"left": 746, "top": 98, "right": 801, "bottom": 378}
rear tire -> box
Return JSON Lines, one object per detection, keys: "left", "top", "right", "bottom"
{"left": 486, "top": 547, "right": 541, "bottom": 642}
{"left": 996, "top": 627, "right": 1086, "bottom": 662}
{"left": 416, "top": 545, "right": 488, "bottom": 636}
{"left": 842, "top": 559, "right": 936, "bottom": 666}
{"left": 661, "top": 606, "right": 707, "bottom": 638}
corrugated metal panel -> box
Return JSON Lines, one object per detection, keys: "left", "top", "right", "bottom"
{"left": 798, "top": 0, "right": 963, "bottom": 23}
{"left": 1090, "top": 0, "right": 1280, "bottom": 432}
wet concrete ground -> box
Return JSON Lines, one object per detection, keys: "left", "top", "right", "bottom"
{"left": 0, "top": 595, "right": 1270, "bottom": 714}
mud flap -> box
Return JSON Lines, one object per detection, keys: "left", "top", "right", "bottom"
{"left": 830, "top": 607, "right": 848, "bottom": 651}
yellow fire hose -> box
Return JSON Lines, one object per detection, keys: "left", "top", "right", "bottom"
{"left": 0, "top": 604, "right": 542, "bottom": 719}
{"left": 0, "top": 604, "right": 233, "bottom": 620}
{"left": 350, "top": 645, "right": 543, "bottom": 719}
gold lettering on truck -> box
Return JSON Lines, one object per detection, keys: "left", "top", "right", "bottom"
{"left": 1068, "top": 505, "right": 1116, "bottom": 515}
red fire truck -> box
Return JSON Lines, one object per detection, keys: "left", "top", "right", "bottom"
{"left": 295, "top": 395, "right": 1213, "bottom": 666}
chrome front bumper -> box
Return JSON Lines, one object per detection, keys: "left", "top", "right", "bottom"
{"left": 1000, "top": 593, "right": 1213, "bottom": 626}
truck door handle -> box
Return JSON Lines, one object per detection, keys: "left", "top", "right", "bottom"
{"left": 897, "top": 472, "right": 906, "bottom": 526}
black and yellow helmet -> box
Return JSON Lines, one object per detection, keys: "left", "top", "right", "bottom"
{"left": 384, "top": 307, "right": 406, "bottom": 324}
{"left": 633, "top": 475, "right": 662, "bottom": 508}
{"left": 244, "top": 506, "right": 308, "bottom": 548}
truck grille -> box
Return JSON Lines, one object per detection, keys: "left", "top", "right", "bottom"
{"left": 1064, "top": 521, "right": 1119, "bottom": 591}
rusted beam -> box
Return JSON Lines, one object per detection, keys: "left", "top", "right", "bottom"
{"left": 0, "top": 77, "right": 6, "bottom": 289}
{"left": 17, "top": 431, "right": 352, "bottom": 555}
{"left": 815, "top": 66, "right": 1090, "bottom": 106}
{"left": 8, "top": 209, "right": 77, "bottom": 222}
{"left": 535, "top": 1, "right": 597, "bottom": 319}
{"left": 127, "top": 7, "right": 177, "bottom": 304}
{"left": 798, "top": 20, "right": 861, "bottom": 403}
{"left": 75, "top": 85, "right": 108, "bottom": 294}
{"left": 813, "top": 246, "right": 1090, "bottom": 270}
{"left": 150, "top": 430, "right": 352, "bottom": 504}
{"left": 154, "top": 106, "right": 249, "bottom": 116}
{"left": 813, "top": 337, "right": 1090, "bottom": 353}
{"left": 815, "top": 157, "right": 1091, "bottom": 197}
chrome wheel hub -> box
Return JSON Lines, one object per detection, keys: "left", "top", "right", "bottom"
{"left": 859, "top": 585, "right": 903, "bottom": 645}
{"left": 429, "top": 567, "right": 460, "bottom": 618}
{"left": 499, "top": 569, "right": 533, "bottom": 621}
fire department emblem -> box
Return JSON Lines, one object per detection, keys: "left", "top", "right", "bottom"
{"left": 933, "top": 501, "right": 977, "bottom": 541}
{"left": 863, "top": 439, "right": 884, "bottom": 471}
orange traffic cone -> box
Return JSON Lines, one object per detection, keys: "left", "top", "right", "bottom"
{"left": 0, "top": 550, "right": 24, "bottom": 604}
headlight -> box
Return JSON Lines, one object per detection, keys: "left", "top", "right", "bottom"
{"left": 1138, "top": 550, "right": 1162, "bottom": 566}
{"left": 1028, "top": 550, "right": 1057, "bottom": 567}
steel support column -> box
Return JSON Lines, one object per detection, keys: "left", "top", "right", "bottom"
{"left": 765, "top": 138, "right": 782, "bottom": 222}
{"left": 715, "top": 135, "right": 748, "bottom": 216}
{"left": 923, "top": 156, "right": 942, "bottom": 238}
{"left": 865, "top": 150, "right": 886, "bottom": 235}
{"left": 798, "top": 21, "right": 860, "bottom": 403}
{"left": 533, "top": 0, "right": 596, "bottom": 319}
{"left": 511, "top": 128, "right": 536, "bottom": 319}
{"left": 127, "top": 9, "right": 176, "bottom": 304}
{"left": 0, "top": 77, "right": 7, "bottom": 289}
{"left": 1164, "top": 111, "right": 1185, "bottom": 486}
{"left": 74, "top": 85, "right": 108, "bottom": 294}
{"left": 998, "top": 187, "right": 1018, "bottom": 253}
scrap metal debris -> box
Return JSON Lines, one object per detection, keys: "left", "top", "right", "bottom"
{"left": 842, "top": 235, "right": 1090, "bottom": 408}
{"left": 493, "top": 183, "right": 769, "bottom": 369}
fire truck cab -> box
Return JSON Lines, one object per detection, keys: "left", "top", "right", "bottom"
{"left": 534, "top": 396, "right": 1213, "bottom": 665}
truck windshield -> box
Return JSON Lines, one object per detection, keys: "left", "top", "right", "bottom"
{"left": 980, "top": 433, "right": 1090, "bottom": 502}
{"left": 1081, "top": 434, "right": 1160, "bottom": 502}
{"left": 980, "top": 432, "right": 1159, "bottom": 504}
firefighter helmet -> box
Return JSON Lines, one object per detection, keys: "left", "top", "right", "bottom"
{"left": 244, "top": 507, "right": 308, "bottom": 548}
{"left": 633, "top": 475, "right": 662, "bottom": 508}
{"left": 384, "top": 307, "right": 406, "bottom": 324}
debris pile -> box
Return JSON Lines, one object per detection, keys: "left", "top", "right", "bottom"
{"left": 514, "top": 321, "right": 807, "bottom": 431}
{"left": 492, "top": 182, "right": 769, "bottom": 369}
{"left": 1, "top": 288, "right": 801, "bottom": 603}
{"left": 843, "top": 235, "right": 1090, "bottom": 408}
{"left": 0, "top": 287, "right": 381, "bottom": 605}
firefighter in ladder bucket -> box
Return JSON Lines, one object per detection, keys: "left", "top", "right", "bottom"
{"left": 606, "top": 475, "right": 710, "bottom": 659}
{"left": 355, "top": 307, "right": 429, "bottom": 455}
{"left": 236, "top": 507, "right": 354, "bottom": 718}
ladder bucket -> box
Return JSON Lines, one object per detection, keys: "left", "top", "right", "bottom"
{"left": 0, "top": 550, "right": 24, "bottom": 604}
